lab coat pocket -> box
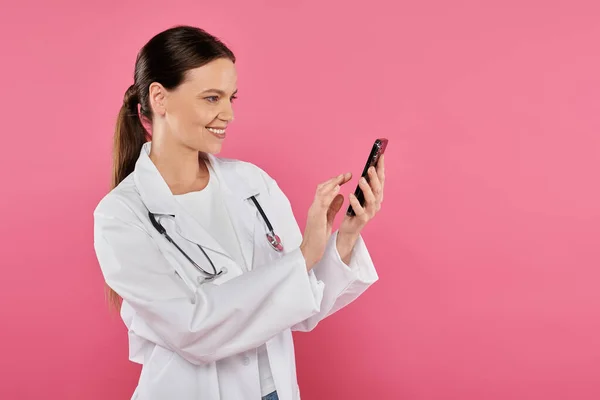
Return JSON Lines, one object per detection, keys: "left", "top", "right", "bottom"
{"left": 137, "top": 345, "right": 198, "bottom": 400}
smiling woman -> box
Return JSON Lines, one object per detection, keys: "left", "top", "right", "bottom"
{"left": 94, "top": 25, "right": 383, "bottom": 400}
{"left": 157, "top": 59, "right": 238, "bottom": 149}
{"left": 111, "top": 26, "right": 237, "bottom": 195}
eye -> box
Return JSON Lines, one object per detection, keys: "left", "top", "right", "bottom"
{"left": 205, "top": 96, "right": 219, "bottom": 103}
{"left": 230, "top": 95, "right": 238, "bottom": 103}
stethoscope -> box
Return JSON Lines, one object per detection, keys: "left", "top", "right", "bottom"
{"left": 148, "top": 195, "right": 283, "bottom": 282}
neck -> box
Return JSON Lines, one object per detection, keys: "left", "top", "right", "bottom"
{"left": 148, "top": 136, "right": 210, "bottom": 195}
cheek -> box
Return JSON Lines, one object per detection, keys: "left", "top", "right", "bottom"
{"left": 198, "top": 110, "right": 218, "bottom": 127}
{"left": 167, "top": 99, "right": 215, "bottom": 134}
{"left": 188, "top": 106, "right": 215, "bottom": 129}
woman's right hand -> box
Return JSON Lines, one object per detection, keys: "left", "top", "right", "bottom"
{"left": 300, "top": 172, "right": 352, "bottom": 270}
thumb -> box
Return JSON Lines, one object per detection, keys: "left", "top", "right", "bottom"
{"left": 326, "top": 194, "right": 345, "bottom": 226}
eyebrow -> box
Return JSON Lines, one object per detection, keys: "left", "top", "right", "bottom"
{"left": 200, "top": 88, "right": 238, "bottom": 96}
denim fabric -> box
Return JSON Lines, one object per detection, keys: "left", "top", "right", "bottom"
{"left": 262, "top": 391, "right": 279, "bottom": 400}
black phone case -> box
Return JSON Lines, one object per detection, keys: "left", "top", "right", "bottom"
{"left": 346, "top": 138, "right": 388, "bottom": 216}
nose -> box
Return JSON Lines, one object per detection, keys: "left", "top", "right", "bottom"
{"left": 218, "top": 101, "right": 235, "bottom": 122}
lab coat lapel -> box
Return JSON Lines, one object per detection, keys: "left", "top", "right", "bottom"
{"left": 207, "top": 154, "right": 260, "bottom": 270}
{"left": 134, "top": 142, "right": 261, "bottom": 268}
{"left": 134, "top": 142, "right": 231, "bottom": 260}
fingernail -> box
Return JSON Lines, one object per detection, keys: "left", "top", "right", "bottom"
{"left": 361, "top": 177, "right": 367, "bottom": 183}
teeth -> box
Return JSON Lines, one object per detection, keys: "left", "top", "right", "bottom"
{"left": 207, "top": 127, "right": 226, "bottom": 135}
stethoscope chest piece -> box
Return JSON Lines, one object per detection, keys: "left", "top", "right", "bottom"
{"left": 249, "top": 195, "right": 284, "bottom": 252}
{"left": 266, "top": 232, "right": 284, "bottom": 252}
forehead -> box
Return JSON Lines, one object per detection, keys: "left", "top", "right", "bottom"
{"left": 181, "top": 58, "right": 237, "bottom": 92}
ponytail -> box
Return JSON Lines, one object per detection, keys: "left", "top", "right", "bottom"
{"left": 112, "top": 84, "right": 148, "bottom": 188}
{"left": 106, "top": 84, "right": 148, "bottom": 310}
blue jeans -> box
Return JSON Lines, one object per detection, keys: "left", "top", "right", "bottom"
{"left": 262, "top": 391, "right": 279, "bottom": 400}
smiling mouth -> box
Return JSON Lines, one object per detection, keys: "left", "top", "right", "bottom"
{"left": 206, "top": 127, "right": 226, "bottom": 136}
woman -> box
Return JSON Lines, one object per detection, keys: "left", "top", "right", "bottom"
{"left": 93, "top": 25, "right": 385, "bottom": 400}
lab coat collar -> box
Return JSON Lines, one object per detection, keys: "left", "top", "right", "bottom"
{"left": 134, "top": 142, "right": 259, "bottom": 214}
{"left": 133, "top": 141, "right": 260, "bottom": 265}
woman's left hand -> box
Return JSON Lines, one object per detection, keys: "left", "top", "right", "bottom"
{"left": 339, "top": 154, "right": 385, "bottom": 239}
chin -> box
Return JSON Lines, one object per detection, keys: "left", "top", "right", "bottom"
{"left": 202, "top": 143, "right": 223, "bottom": 155}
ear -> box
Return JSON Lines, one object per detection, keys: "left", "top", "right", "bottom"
{"left": 149, "top": 82, "right": 167, "bottom": 117}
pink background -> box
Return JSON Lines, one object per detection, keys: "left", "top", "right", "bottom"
{"left": 1, "top": 0, "right": 599, "bottom": 399}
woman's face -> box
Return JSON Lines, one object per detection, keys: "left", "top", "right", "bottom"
{"left": 157, "top": 58, "right": 238, "bottom": 155}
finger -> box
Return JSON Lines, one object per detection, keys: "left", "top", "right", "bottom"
{"left": 367, "top": 166, "right": 382, "bottom": 199}
{"left": 358, "top": 176, "right": 377, "bottom": 214}
{"left": 314, "top": 172, "right": 351, "bottom": 211}
{"left": 341, "top": 171, "right": 352, "bottom": 184}
{"left": 320, "top": 172, "right": 351, "bottom": 194}
{"left": 315, "top": 182, "right": 344, "bottom": 212}
{"left": 348, "top": 193, "right": 370, "bottom": 223}
{"left": 377, "top": 153, "right": 385, "bottom": 168}
{"left": 377, "top": 154, "right": 385, "bottom": 188}
{"left": 317, "top": 174, "right": 341, "bottom": 190}
{"left": 322, "top": 183, "right": 341, "bottom": 208}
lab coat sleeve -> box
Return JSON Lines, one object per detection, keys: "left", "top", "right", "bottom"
{"left": 291, "top": 230, "right": 379, "bottom": 332}
{"left": 259, "top": 173, "right": 379, "bottom": 333}
{"left": 93, "top": 198, "right": 323, "bottom": 365}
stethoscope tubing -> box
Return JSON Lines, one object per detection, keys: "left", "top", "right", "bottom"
{"left": 148, "top": 196, "right": 282, "bottom": 281}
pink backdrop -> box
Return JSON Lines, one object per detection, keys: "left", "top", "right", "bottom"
{"left": 1, "top": 0, "right": 599, "bottom": 399}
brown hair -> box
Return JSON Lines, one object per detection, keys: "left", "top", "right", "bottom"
{"left": 107, "top": 25, "right": 236, "bottom": 310}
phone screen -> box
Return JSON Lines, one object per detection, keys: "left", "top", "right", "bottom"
{"left": 346, "top": 138, "right": 388, "bottom": 216}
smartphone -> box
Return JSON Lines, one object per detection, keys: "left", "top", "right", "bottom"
{"left": 346, "top": 138, "right": 388, "bottom": 216}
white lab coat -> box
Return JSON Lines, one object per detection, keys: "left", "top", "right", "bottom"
{"left": 93, "top": 142, "right": 379, "bottom": 400}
